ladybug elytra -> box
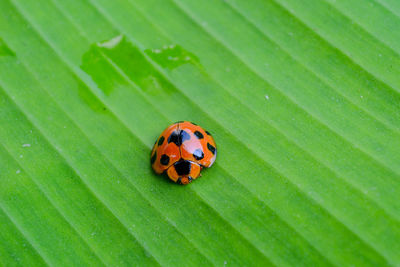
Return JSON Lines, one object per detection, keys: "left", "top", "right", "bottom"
{"left": 150, "top": 121, "right": 217, "bottom": 184}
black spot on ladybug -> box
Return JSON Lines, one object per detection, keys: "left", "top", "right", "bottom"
{"left": 168, "top": 131, "right": 180, "bottom": 146}
{"left": 150, "top": 152, "right": 157, "bottom": 164}
{"left": 168, "top": 130, "right": 190, "bottom": 146}
{"left": 158, "top": 136, "right": 165, "bottom": 146}
{"left": 207, "top": 143, "right": 216, "bottom": 155}
{"left": 194, "top": 131, "right": 204, "bottom": 139}
{"left": 181, "top": 130, "right": 191, "bottom": 143}
{"left": 193, "top": 149, "right": 204, "bottom": 160}
{"left": 191, "top": 122, "right": 198, "bottom": 125}
{"left": 205, "top": 130, "right": 212, "bottom": 136}
{"left": 174, "top": 160, "right": 191, "bottom": 175}
{"left": 160, "top": 154, "right": 170, "bottom": 165}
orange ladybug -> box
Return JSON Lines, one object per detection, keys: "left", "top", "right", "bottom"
{"left": 150, "top": 121, "right": 217, "bottom": 184}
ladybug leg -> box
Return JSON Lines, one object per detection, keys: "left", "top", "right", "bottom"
{"left": 179, "top": 176, "right": 191, "bottom": 185}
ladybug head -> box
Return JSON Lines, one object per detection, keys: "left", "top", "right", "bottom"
{"left": 166, "top": 160, "right": 201, "bottom": 185}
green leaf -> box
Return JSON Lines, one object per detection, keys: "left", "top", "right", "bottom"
{"left": 0, "top": 0, "right": 399, "bottom": 266}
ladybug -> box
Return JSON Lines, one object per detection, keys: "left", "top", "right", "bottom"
{"left": 150, "top": 121, "right": 217, "bottom": 184}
